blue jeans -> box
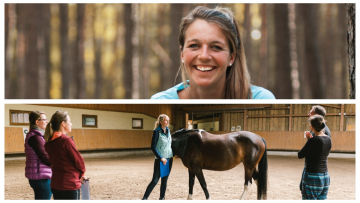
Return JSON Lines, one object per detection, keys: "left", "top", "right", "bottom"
{"left": 51, "top": 188, "right": 80, "bottom": 200}
{"left": 28, "top": 179, "right": 52, "bottom": 200}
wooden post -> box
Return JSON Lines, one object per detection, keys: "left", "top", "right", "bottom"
{"left": 221, "top": 110, "right": 225, "bottom": 131}
{"left": 289, "top": 104, "right": 292, "bottom": 131}
{"left": 185, "top": 113, "right": 189, "bottom": 129}
{"left": 340, "top": 104, "right": 344, "bottom": 131}
{"left": 244, "top": 109, "right": 247, "bottom": 131}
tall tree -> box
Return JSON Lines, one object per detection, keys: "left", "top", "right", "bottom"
{"left": 158, "top": 4, "right": 167, "bottom": 91}
{"left": 258, "top": 4, "right": 268, "bottom": 88}
{"left": 323, "top": 4, "right": 335, "bottom": 98}
{"left": 94, "top": 4, "right": 103, "bottom": 99}
{"left": 141, "top": 4, "right": 150, "bottom": 99}
{"left": 244, "top": 4, "right": 252, "bottom": 76}
{"left": 131, "top": 4, "right": 140, "bottom": 99}
{"left": 123, "top": 4, "right": 133, "bottom": 99}
{"left": 22, "top": 4, "right": 40, "bottom": 98}
{"left": 37, "top": 4, "right": 51, "bottom": 99}
{"left": 169, "top": 4, "right": 184, "bottom": 86}
{"left": 338, "top": 4, "right": 348, "bottom": 99}
{"left": 74, "top": 4, "right": 86, "bottom": 99}
{"left": 5, "top": 4, "right": 17, "bottom": 99}
{"left": 60, "top": 4, "right": 71, "bottom": 99}
{"left": 301, "top": 4, "right": 325, "bottom": 99}
{"left": 346, "top": 4, "right": 355, "bottom": 99}
{"left": 273, "top": 4, "right": 292, "bottom": 99}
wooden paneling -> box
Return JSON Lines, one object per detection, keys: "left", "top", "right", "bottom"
{"left": 5, "top": 127, "right": 153, "bottom": 154}
{"left": 37, "top": 104, "right": 175, "bottom": 124}
{"left": 211, "top": 131, "right": 355, "bottom": 153}
{"left": 4, "top": 127, "right": 25, "bottom": 153}
{"left": 70, "top": 129, "right": 153, "bottom": 150}
{"left": 7, "top": 126, "right": 355, "bottom": 154}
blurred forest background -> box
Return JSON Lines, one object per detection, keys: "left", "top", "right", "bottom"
{"left": 5, "top": 3, "right": 351, "bottom": 99}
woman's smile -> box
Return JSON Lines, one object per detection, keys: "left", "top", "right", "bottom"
{"left": 194, "top": 65, "right": 215, "bottom": 72}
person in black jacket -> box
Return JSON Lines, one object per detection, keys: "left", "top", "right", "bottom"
{"left": 142, "top": 114, "right": 173, "bottom": 200}
{"left": 298, "top": 115, "right": 332, "bottom": 200}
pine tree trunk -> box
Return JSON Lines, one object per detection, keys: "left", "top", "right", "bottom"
{"left": 123, "top": 4, "right": 133, "bottom": 99}
{"left": 170, "top": 4, "right": 183, "bottom": 86}
{"left": 347, "top": 4, "right": 355, "bottom": 99}
{"left": 60, "top": 4, "right": 71, "bottom": 99}
{"left": 75, "top": 4, "right": 86, "bottom": 99}
{"left": 273, "top": 4, "right": 292, "bottom": 99}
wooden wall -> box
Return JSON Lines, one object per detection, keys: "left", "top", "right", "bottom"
{"left": 211, "top": 131, "right": 355, "bottom": 153}
{"left": 6, "top": 128, "right": 355, "bottom": 154}
{"left": 5, "top": 127, "right": 153, "bottom": 154}
{"left": 5, "top": 104, "right": 355, "bottom": 154}
{"left": 176, "top": 104, "right": 355, "bottom": 132}
{"left": 39, "top": 104, "right": 176, "bottom": 124}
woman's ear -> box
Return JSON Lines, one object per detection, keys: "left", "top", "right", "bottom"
{"left": 180, "top": 46, "right": 184, "bottom": 62}
{"left": 229, "top": 53, "right": 235, "bottom": 65}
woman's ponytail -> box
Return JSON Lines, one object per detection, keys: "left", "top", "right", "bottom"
{"left": 44, "top": 122, "right": 53, "bottom": 142}
{"left": 154, "top": 114, "right": 169, "bottom": 130}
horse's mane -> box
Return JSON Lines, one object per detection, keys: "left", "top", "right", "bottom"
{"left": 173, "top": 128, "right": 205, "bottom": 134}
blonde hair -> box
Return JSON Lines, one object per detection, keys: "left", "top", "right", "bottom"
{"left": 44, "top": 111, "right": 69, "bottom": 142}
{"left": 154, "top": 114, "right": 169, "bottom": 130}
{"left": 178, "top": 6, "right": 252, "bottom": 99}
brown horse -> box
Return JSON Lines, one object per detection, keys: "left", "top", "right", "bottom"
{"left": 171, "top": 129, "right": 267, "bottom": 200}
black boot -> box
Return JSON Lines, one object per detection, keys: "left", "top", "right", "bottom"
{"left": 159, "top": 197, "right": 165, "bottom": 200}
{"left": 142, "top": 197, "right": 147, "bottom": 200}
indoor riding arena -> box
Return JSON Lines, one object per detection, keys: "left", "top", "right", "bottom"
{"left": 4, "top": 104, "right": 356, "bottom": 200}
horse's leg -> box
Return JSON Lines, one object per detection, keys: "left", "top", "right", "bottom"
{"left": 187, "top": 169, "right": 196, "bottom": 200}
{"left": 240, "top": 167, "right": 254, "bottom": 200}
{"left": 252, "top": 168, "right": 259, "bottom": 187}
{"left": 193, "top": 167, "right": 210, "bottom": 200}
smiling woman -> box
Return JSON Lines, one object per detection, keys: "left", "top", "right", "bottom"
{"left": 151, "top": 6, "right": 275, "bottom": 99}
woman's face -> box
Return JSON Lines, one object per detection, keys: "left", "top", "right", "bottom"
{"left": 181, "top": 19, "right": 235, "bottom": 88}
{"left": 62, "top": 115, "right": 72, "bottom": 133}
{"left": 160, "top": 116, "right": 170, "bottom": 128}
{"left": 36, "top": 114, "right": 48, "bottom": 130}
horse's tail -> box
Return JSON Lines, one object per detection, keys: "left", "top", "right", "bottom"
{"left": 257, "top": 137, "right": 268, "bottom": 200}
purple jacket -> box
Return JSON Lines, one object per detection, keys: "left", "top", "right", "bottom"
{"left": 25, "top": 129, "right": 52, "bottom": 180}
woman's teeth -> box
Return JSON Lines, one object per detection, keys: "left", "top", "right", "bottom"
{"left": 196, "top": 66, "right": 214, "bottom": 72}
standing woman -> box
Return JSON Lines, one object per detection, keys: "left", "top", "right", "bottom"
{"left": 298, "top": 115, "right": 332, "bottom": 200}
{"left": 44, "top": 111, "right": 87, "bottom": 200}
{"left": 25, "top": 111, "right": 52, "bottom": 199}
{"left": 142, "top": 114, "right": 173, "bottom": 200}
{"left": 151, "top": 6, "right": 275, "bottom": 99}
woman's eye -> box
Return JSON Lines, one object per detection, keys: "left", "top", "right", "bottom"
{"left": 213, "top": 45, "right": 222, "bottom": 50}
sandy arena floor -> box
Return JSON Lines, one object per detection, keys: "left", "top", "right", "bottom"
{"left": 4, "top": 154, "right": 355, "bottom": 200}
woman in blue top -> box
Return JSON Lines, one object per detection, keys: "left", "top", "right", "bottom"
{"left": 151, "top": 6, "right": 275, "bottom": 99}
{"left": 142, "top": 114, "right": 173, "bottom": 200}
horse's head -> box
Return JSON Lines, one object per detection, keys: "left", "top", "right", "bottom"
{"left": 171, "top": 128, "right": 204, "bottom": 158}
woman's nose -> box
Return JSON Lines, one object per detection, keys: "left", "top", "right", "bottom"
{"left": 198, "top": 46, "right": 211, "bottom": 60}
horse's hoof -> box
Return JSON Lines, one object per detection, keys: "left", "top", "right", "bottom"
{"left": 187, "top": 194, "right": 193, "bottom": 200}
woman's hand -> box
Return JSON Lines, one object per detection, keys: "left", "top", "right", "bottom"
{"left": 305, "top": 131, "right": 313, "bottom": 139}
{"left": 80, "top": 175, "right": 88, "bottom": 184}
{"left": 161, "top": 158, "right": 167, "bottom": 165}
